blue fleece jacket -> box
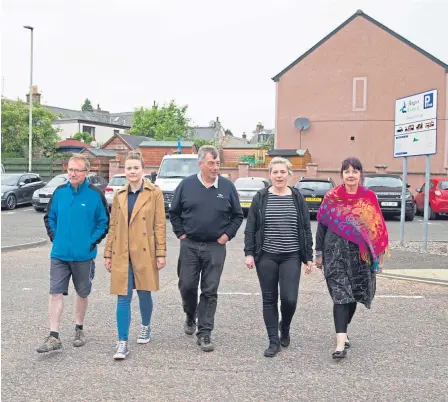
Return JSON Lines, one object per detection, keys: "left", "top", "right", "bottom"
{"left": 44, "top": 179, "right": 110, "bottom": 261}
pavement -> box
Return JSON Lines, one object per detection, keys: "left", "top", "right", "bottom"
{"left": 1, "top": 213, "right": 448, "bottom": 401}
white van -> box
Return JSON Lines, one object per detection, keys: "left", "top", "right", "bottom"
{"left": 153, "top": 154, "right": 199, "bottom": 211}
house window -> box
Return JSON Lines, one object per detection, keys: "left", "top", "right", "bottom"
{"left": 352, "top": 77, "right": 367, "bottom": 111}
{"left": 114, "top": 129, "right": 119, "bottom": 135}
{"left": 83, "top": 125, "right": 96, "bottom": 139}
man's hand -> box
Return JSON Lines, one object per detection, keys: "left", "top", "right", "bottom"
{"left": 217, "top": 234, "right": 229, "bottom": 245}
{"left": 304, "top": 261, "right": 313, "bottom": 274}
{"left": 179, "top": 234, "right": 187, "bottom": 240}
{"left": 245, "top": 255, "right": 255, "bottom": 269}
{"left": 157, "top": 257, "right": 166, "bottom": 270}
{"left": 315, "top": 255, "right": 323, "bottom": 270}
{"left": 104, "top": 258, "right": 112, "bottom": 272}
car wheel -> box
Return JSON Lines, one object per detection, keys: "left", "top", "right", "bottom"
{"left": 405, "top": 209, "right": 415, "bottom": 221}
{"left": 34, "top": 206, "right": 45, "bottom": 212}
{"left": 5, "top": 194, "right": 17, "bottom": 210}
{"left": 428, "top": 205, "right": 437, "bottom": 220}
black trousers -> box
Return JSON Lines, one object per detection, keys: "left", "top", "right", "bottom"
{"left": 178, "top": 238, "right": 226, "bottom": 337}
{"left": 333, "top": 303, "right": 357, "bottom": 333}
{"left": 256, "top": 251, "right": 302, "bottom": 344}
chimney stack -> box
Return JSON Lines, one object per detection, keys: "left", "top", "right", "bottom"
{"left": 26, "top": 85, "right": 41, "bottom": 104}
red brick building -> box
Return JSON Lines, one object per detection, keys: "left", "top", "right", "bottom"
{"left": 273, "top": 10, "right": 448, "bottom": 188}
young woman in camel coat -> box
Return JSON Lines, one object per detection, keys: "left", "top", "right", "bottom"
{"left": 104, "top": 151, "right": 166, "bottom": 360}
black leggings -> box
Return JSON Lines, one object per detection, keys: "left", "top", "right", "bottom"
{"left": 333, "top": 303, "right": 357, "bottom": 333}
{"left": 256, "top": 251, "right": 301, "bottom": 344}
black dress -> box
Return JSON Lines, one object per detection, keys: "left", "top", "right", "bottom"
{"left": 316, "top": 223, "right": 376, "bottom": 308}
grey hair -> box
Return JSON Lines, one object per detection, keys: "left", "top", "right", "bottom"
{"left": 198, "top": 145, "right": 219, "bottom": 162}
{"left": 69, "top": 153, "right": 90, "bottom": 170}
{"left": 269, "top": 157, "right": 292, "bottom": 176}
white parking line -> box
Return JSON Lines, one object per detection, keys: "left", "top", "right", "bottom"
{"left": 376, "top": 295, "right": 424, "bottom": 299}
{"left": 1, "top": 212, "right": 15, "bottom": 215}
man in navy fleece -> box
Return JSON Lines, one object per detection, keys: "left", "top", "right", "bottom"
{"left": 169, "top": 145, "right": 243, "bottom": 352}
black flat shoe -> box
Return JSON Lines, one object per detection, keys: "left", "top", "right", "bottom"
{"left": 264, "top": 342, "right": 280, "bottom": 358}
{"left": 332, "top": 350, "right": 347, "bottom": 359}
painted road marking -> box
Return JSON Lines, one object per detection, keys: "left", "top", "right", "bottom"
{"left": 1, "top": 212, "right": 15, "bottom": 215}
{"left": 376, "top": 295, "right": 424, "bottom": 299}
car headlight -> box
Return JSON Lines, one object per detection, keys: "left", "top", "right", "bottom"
{"left": 33, "top": 190, "right": 39, "bottom": 198}
{"left": 405, "top": 193, "right": 411, "bottom": 200}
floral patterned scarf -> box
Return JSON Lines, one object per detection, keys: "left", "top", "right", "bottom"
{"left": 317, "top": 185, "right": 389, "bottom": 271}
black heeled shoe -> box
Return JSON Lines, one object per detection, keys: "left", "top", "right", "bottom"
{"left": 332, "top": 349, "right": 347, "bottom": 359}
{"left": 345, "top": 336, "right": 350, "bottom": 349}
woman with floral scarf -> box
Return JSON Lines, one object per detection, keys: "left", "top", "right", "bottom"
{"left": 315, "top": 157, "right": 388, "bottom": 359}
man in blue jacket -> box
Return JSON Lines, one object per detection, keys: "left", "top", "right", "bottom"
{"left": 37, "top": 154, "right": 109, "bottom": 353}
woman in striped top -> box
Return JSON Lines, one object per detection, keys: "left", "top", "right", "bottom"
{"left": 244, "top": 157, "right": 314, "bottom": 357}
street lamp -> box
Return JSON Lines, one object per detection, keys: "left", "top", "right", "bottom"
{"left": 24, "top": 25, "right": 34, "bottom": 172}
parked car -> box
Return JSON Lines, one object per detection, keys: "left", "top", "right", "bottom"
{"left": 234, "top": 177, "right": 270, "bottom": 215}
{"left": 105, "top": 173, "right": 154, "bottom": 209}
{"left": 414, "top": 177, "right": 448, "bottom": 219}
{"left": 363, "top": 174, "right": 415, "bottom": 221}
{"left": 32, "top": 173, "right": 107, "bottom": 212}
{"left": 1, "top": 173, "right": 46, "bottom": 210}
{"left": 295, "top": 177, "right": 336, "bottom": 215}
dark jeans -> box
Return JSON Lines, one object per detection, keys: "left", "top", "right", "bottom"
{"left": 178, "top": 238, "right": 227, "bottom": 337}
{"left": 256, "top": 251, "right": 301, "bottom": 344}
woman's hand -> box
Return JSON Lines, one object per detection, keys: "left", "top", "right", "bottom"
{"left": 157, "top": 257, "right": 166, "bottom": 270}
{"left": 315, "top": 256, "right": 323, "bottom": 269}
{"left": 304, "top": 261, "right": 313, "bottom": 274}
{"left": 104, "top": 258, "right": 112, "bottom": 272}
{"left": 245, "top": 255, "right": 255, "bottom": 269}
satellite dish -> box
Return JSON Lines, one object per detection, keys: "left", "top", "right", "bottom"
{"left": 294, "top": 117, "right": 311, "bottom": 130}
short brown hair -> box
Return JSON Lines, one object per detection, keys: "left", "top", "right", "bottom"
{"left": 69, "top": 153, "right": 90, "bottom": 170}
{"left": 125, "top": 150, "right": 145, "bottom": 168}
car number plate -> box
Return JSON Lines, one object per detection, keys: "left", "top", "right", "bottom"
{"left": 305, "top": 197, "right": 322, "bottom": 202}
{"left": 381, "top": 202, "right": 398, "bottom": 206}
{"left": 241, "top": 202, "right": 251, "bottom": 207}
{"left": 40, "top": 198, "right": 50, "bottom": 204}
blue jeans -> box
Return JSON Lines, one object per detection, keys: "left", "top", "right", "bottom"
{"left": 117, "top": 263, "right": 153, "bottom": 341}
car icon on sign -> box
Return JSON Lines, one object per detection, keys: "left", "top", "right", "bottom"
{"left": 397, "top": 127, "right": 403, "bottom": 133}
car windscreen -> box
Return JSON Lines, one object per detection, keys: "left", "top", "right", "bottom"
{"left": 109, "top": 176, "right": 128, "bottom": 186}
{"left": 364, "top": 176, "right": 403, "bottom": 188}
{"left": 1, "top": 174, "right": 21, "bottom": 186}
{"left": 438, "top": 181, "right": 448, "bottom": 190}
{"left": 157, "top": 158, "right": 200, "bottom": 178}
{"left": 297, "top": 181, "right": 333, "bottom": 191}
{"left": 235, "top": 179, "right": 265, "bottom": 189}
{"left": 46, "top": 176, "right": 68, "bottom": 187}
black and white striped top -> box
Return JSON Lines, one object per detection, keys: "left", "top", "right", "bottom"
{"left": 262, "top": 192, "right": 300, "bottom": 254}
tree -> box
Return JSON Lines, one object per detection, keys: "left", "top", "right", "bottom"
{"left": 224, "top": 129, "right": 233, "bottom": 136}
{"left": 81, "top": 98, "right": 94, "bottom": 112}
{"left": 73, "top": 132, "right": 94, "bottom": 145}
{"left": 257, "top": 136, "right": 274, "bottom": 150}
{"left": 193, "top": 138, "right": 218, "bottom": 149}
{"left": 129, "top": 101, "right": 191, "bottom": 141}
{"left": 1, "top": 99, "right": 60, "bottom": 157}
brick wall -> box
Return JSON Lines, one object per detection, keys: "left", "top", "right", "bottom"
{"left": 139, "top": 146, "right": 196, "bottom": 166}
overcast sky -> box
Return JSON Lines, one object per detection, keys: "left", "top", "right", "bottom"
{"left": 2, "top": 0, "right": 447, "bottom": 138}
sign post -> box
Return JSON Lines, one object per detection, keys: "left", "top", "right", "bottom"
{"left": 394, "top": 89, "right": 437, "bottom": 249}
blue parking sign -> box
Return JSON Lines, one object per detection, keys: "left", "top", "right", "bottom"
{"left": 424, "top": 92, "right": 434, "bottom": 109}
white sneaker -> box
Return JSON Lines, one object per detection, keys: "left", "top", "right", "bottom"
{"left": 137, "top": 325, "right": 151, "bottom": 344}
{"left": 113, "top": 341, "right": 129, "bottom": 360}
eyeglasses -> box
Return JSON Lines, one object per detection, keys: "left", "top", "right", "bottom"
{"left": 67, "top": 168, "right": 87, "bottom": 174}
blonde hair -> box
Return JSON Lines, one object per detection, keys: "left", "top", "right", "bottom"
{"left": 268, "top": 157, "right": 292, "bottom": 176}
{"left": 69, "top": 153, "right": 90, "bottom": 170}
{"left": 125, "top": 150, "right": 145, "bottom": 168}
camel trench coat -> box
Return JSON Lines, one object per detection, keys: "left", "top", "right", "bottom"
{"left": 104, "top": 180, "right": 166, "bottom": 295}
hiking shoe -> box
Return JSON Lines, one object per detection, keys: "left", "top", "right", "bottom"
{"left": 196, "top": 335, "right": 214, "bottom": 352}
{"left": 73, "top": 329, "right": 86, "bottom": 347}
{"left": 113, "top": 341, "right": 130, "bottom": 360}
{"left": 36, "top": 336, "right": 62, "bottom": 353}
{"left": 264, "top": 342, "right": 280, "bottom": 358}
{"left": 184, "top": 315, "right": 196, "bottom": 335}
{"left": 137, "top": 325, "right": 151, "bottom": 344}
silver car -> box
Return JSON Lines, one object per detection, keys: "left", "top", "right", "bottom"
{"left": 235, "top": 177, "right": 270, "bottom": 215}
{"left": 105, "top": 174, "right": 153, "bottom": 209}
